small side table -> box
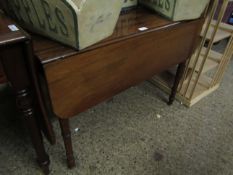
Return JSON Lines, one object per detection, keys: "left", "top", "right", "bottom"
{"left": 0, "top": 13, "right": 51, "bottom": 174}
{"left": 34, "top": 8, "right": 204, "bottom": 168}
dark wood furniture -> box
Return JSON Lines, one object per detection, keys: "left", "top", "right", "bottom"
{"left": 0, "top": 62, "right": 6, "bottom": 84}
{"left": 33, "top": 8, "right": 204, "bottom": 168}
{"left": 0, "top": 13, "right": 55, "bottom": 174}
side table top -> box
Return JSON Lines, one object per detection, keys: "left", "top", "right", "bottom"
{"left": 0, "top": 12, "right": 30, "bottom": 47}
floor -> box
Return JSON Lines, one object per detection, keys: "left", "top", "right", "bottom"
{"left": 0, "top": 60, "right": 232, "bottom": 175}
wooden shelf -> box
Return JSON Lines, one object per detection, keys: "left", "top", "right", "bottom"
{"left": 201, "top": 20, "right": 232, "bottom": 43}
{"left": 211, "top": 20, "right": 233, "bottom": 32}
{"left": 180, "top": 73, "right": 211, "bottom": 97}
{"left": 167, "top": 47, "right": 222, "bottom": 77}
{"left": 201, "top": 25, "right": 231, "bottom": 43}
{"left": 150, "top": 72, "right": 219, "bottom": 107}
{"left": 189, "top": 47, "right": 222, "bottom": 74}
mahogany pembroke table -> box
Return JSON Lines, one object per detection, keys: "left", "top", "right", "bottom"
{"left": 33, "top": 8, "right": 204, "bottom": 169}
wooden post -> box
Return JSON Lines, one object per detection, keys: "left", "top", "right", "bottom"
{"left": 168, "top": 61, "right": 186, "bottom": 105}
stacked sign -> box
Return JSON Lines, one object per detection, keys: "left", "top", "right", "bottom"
{"left": 2, "top": 0, "right": 124, "bottom": 50}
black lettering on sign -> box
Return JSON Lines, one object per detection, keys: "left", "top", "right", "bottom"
{"left": 28, "top": 0, "right": 46, "bottom": 29}
{"left": 159, "top": 0, "right": 163, "bottom": 8}
{"left": 165, "top": 0, "right": 170, "bottom": 11}
{"left": 55, "top": 7, "right": 69, "bottom": 37}
{"left": 89, "top": 12, "right": 112, "bottom": 32}
{"left": 40, "top": 0, "right": 58, "bottom": 33}
{"left": 153, "top": 0, "right": 171, "bottom": 12}
{"left": 22, "top": 0, "right": 34, "bottom": 25}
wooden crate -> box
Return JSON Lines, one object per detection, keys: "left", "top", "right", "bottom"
{"left": 139, "top": 0, "right": 210, "bottom": 21}
{"left": 1, "top": 0, "right": 123, "bottom": 50}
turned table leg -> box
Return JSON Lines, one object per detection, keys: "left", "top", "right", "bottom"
{"left": 59, "top": 119, "right": 76, "bottom": 169}
{"left": 168, "top": 61, "right": 186, "bottom": 105}
{"left": 0, "top": 44, "right": 50, "bottom": 174}
{"left": 16, "top": 89, "right": 50, "bottom": 175}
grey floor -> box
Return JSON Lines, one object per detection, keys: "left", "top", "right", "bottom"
{"left": 0, "top": 60, "right": 232, "bottom": 175}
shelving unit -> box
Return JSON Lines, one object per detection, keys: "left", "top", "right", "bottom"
{"left": 150, "top": 0, "right": 233, "bottom": 107}
{"left": 202, "top": 20, "right": 232, "bottom": 42}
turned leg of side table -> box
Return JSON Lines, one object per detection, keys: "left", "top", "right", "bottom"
{"left": 0, "top": 45, "right": 50, "bottom": 174}
{"left": 168, "top": 61, "right": 186, "bottom": 105}
{"left": 16, "top": 89, "right": 50, "bottom": 175}
{"left": 59, "top": 119, "right": 76, "bottom": 169}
